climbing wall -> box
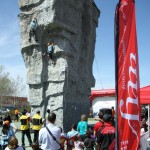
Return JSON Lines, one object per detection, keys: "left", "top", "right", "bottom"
{"left": 18, "top": 0, "right": 100, "bottom": 132}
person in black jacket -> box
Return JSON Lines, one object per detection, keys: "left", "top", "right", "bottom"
{"left": 97, "top": 114, "right": 115, "bottom": 150}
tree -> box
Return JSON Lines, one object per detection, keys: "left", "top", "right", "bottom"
{"left": 0, "top": 65, "right": 25, "bottom": 108}
{"left": 11, "top": 76, "right": 26, "bottom": 107}
{"left": 0, "top": 66, "right": 14, "bottom": 96}
{"left": 12, "top": 76, "right": 26, "bottom": 97}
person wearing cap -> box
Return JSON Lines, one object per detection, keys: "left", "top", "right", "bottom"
{"left": 66, "top": 123, "right": 79, "bottom": 149}
{"left": 96, "top": 114, "right": 115, "bottom": 150}
{"left": 32, "top": 110, "right": 43, "bottom": 142}
{"left": 20, "top": 111, "right": 32, "bottom": 147}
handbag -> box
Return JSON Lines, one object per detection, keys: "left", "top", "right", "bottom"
{"left": 46, "top": 126, "right": 62, "bottom": 150}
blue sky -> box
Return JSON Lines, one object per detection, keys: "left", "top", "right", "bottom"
{"left": 0, "top": 0, "right": 150, "bottom": 96}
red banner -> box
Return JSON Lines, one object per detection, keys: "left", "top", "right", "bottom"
{"left": 115, "top": 0, "right": 140, "bottom": 149}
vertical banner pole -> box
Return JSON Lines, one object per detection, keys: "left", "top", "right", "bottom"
{"left": 114, "top": 0, "right": 140, "bottom": 149}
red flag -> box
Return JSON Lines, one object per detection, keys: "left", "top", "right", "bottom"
{"left": 115, "top": 0, "right": 140, "bottom": 149}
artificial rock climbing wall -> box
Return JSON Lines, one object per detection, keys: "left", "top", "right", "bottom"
{"left": 18, "top": 0, "right": 100, "bottom": 131}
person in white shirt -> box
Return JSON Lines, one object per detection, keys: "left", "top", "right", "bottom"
{"left": 39, "top": 112, "right": 61, "bottom": 150}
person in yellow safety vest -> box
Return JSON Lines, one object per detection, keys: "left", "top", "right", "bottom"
{"left": 32, "top": 110, "right": 43, "bottom": 143}
{"left": 20, "top": 111, "right": 32, "bottom": 147}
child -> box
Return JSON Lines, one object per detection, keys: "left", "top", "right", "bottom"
{"left": 31, "top": 142, "right": 42, "bottom": 150}
{"left": 77, "top": 114, "right": 88, "bottom": 142}
{"left": 67, "top": 124, "right": 79, "bottom": 150}
{"left": 59, "top": 127, "right": 67, "bottom": 150}
{"left": 84, "top": 130, "right": 95, "bottom": 150}
{"left": 74, "top": 135, "right": 84, "bottom": 150}
{"left": 5, "top": 136, "right": 25, "bottom": 150}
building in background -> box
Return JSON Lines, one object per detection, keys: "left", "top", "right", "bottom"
{"left": 0, "top": 96, "right": 29, "bottom": 110}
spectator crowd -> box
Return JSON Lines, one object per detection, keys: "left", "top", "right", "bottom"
{"left": 0, "top": 106, "right": 147, "bottom": 150}
{"left": 0, "top": 107, "right": 148, "bottom": 150}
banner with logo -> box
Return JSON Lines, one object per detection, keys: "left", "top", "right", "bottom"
{"left": 115, "top": 0, "right": 140, "bottom": 149}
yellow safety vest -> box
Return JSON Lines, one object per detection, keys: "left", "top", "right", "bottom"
{"left": 20, "top": 115, "right": 29, "bottom": 130}
{"left": 32, "top": 114, "right": 42, "bottom": 130}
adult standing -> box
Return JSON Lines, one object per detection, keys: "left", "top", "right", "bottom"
{"left": 93, "top": 112, "right": 104, "bottom": 138}
{"left": 20, "top": 111, "right": 32, "bottom": 147}
{"left": 77, "top": 114, "right": 88, "bottom": 142}
{"left": 46, "top": 109, "right": 50, "bottom": 119}
{"left": 97, "top": 114, "right": 115, "bottom": 150}
{"left": 111, "top": 107, "right": 115, "bottom": 126}
{"left": 4, "top": 115, "right": 18, "bottom": 136}
{"left": 42, "top": 109, "right": 50, "bottom": 127}
{"left": 1, "top": 123, "right": 13, "bottom": 149}
{"left": 45, "top": 109, "right": 50, "bottom": 126}
{"left": 39, "top": 112, "right": 61, "bottom": 150}
{"left": 111, "top": 107, "right": 115, "bottom": 118}
{"left": 15, "top": 108, "right": 19, "bottom": 121}
{"left": 32, "top": 110, "right": 43, "bottom": 142}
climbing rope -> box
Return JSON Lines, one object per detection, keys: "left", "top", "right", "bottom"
{"left": 95, "top": 56, "right": 103, "bottom": 89}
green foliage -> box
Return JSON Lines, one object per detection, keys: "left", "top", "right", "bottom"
{"left": 0, "top": 65, "right": 26, "bottom": 109}
{"left": 0, "top": 66, "right": 14, "bottom": 96}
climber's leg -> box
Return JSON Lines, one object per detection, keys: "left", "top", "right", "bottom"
{"left": 49, "top": 52, "right": 53, "bottom": 60}
{"left": 33, "top": 30, "right": 38, "bottom": 41}
{"left": 28, "top": 30, "right": 32, "bottom": 42}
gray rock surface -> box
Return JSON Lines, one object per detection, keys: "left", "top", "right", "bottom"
{"left": 18, "top": 0, "right": 100, "bottom": 132}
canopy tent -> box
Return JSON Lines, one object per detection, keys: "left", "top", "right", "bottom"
{"left": 90, "top": 89, "right": 115, "bottom": 101}
{"left": 140, "top": 86, "right": 150, "bottom": 104}
{"left": 90, "top": 85, "right": 150, "bottom": 104}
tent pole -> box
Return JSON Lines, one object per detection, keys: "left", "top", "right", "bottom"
{"left": 147, "top": 104, "right": 150, "bottom": 145}
{"left": 148, "top": 104, "right": 150, "bottom": 145}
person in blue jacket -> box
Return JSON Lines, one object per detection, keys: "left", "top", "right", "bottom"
{"left": 28, "top": 18, "right": 38, "bottom": 42}
{"left": 43, "top": 42, "right": 54, "bottom": 60}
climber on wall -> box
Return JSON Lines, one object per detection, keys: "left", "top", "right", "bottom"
{"left": 43, "top": 42, "right": 54, "bottom": 60}
{"left": 28, "top": 18, "right": 38, "bottom": 42}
